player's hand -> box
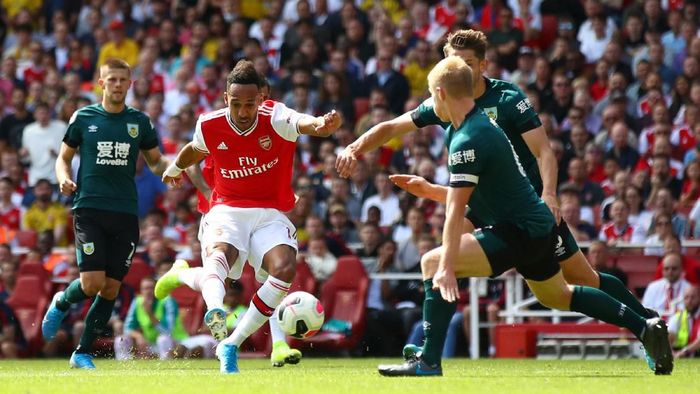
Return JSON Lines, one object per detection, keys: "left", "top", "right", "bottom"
{"left": 315, "top": 110, "right": 343, "bottom": 136}
{"left": 336, "top": 145, "right": 358, "bottom": 178}
{"left": 59, "top": 178, "right": 77, "bottom": 196}
{"left": 162, "top": 162, "right": 184, "bottom": 187}
{"left": 542, "top": 194, "right": 561, "bottom": 224}
{"left": 389, "top": 174, "right": 433, "bottom": 199}
{"left": 433, "top": 267, "right": 459, "bottom": 303}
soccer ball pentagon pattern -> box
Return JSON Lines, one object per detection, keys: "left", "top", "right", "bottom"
{"left": 277, "top": 291, "right": 325, "bottom": 338}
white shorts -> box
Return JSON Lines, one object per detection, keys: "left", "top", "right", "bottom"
{"left": 199, "top": 205, "right": 298, "bottom": 282}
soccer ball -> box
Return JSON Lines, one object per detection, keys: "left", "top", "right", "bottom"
{"left": 276, "top": 291, "right": 325, "bottom": 339}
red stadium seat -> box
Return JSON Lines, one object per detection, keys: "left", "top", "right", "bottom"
{"left": 353, "top": 98, "right": 370, "bottom": 123}
{"left": 15, "top": 230, "right": 37, "bottom": 249}
{"left": 538, "top": 15, "right": 558, "bottom": 51}
{"left": 6, "top": 276, "right": 49, "bottom": 356}
{"left": 615, "top": 254, "right": 659, "bottom": 295}
{"left": 17, "top": 261, "right": 52, "bottom": 294}
{"left": 289, "top": 259, "right": 317, "bottom": 295}
{"left": 170, "top": 286, "right": 205, "bottom": 335}
{"left": 289, "top": 255, "right": 369, "bottom": 352}
{"left": 121, "top": 259, "right": 154, "bottom": 292}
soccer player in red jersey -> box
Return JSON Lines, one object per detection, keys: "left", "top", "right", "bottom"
{"left": 159, "top": 60, "right": 341, "bottom": 373}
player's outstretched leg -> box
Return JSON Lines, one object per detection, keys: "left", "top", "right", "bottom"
{"left": 154, "top": 259, "right": 190, "bottom": 299}
{"left": 269, "top": 314, "right": 301, "bottom": 367}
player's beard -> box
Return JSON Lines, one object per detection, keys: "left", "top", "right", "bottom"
{"left": 108, "top": 92, "right": 126, "bottom": 106}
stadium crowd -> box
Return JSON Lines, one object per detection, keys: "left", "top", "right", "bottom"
{"left": 0, "top": 0, "right": 700, "bottom": 359}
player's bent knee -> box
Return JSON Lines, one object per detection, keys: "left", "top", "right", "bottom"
{"left": 268, "top": 258, "right": 296, "bottom": 283}
{"left": 420, "top": 250, "right": 440, "bottom": 278}
{"left": 80, "top": 277, "right": 105, "bottom": 297}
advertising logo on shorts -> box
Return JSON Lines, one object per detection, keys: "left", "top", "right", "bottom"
{"left": 259, "top": 135, "right": 272, "bottom": 151}
{"left": 83, "top": 242, "right": 95, "bottom": 255}
{"left": 127, "top": 123, "right": 139, "bottom": 138}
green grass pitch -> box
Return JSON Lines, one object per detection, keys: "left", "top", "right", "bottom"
{"left": 0, "top": 358, "right": 698, "bottom": 394}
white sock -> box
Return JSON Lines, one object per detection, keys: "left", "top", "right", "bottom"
{"left": 269, "top": 314, "right": 287, "bottom": 344}
{"left": 200, "top": 251, "right": 229, "bottom": 311}
{"left": 178, "top": 267, "right": 204, "bottom": 292}
{"left": 222, "top": 276, "right": 290, "bottom": 347}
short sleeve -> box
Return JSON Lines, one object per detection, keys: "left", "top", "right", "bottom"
{"left": 191, "top": 115, "right": 209, "bottom": 153}
{"left": 411, "top": 98, "right": 450, "bottom": 129}
{"left": 62, "top": 110, "right": 82, "bottom": 148}
{"left": 270, "top": 102, "right": 306, "bottom": 141}
{"left": 504, "top": 88, "right": 542, "bottom": 135}
{"left": 139, "top": 115, "right": 160, "bottom": 150}
{"left": 447, "top": 134, "right": 485, "bottom": 188}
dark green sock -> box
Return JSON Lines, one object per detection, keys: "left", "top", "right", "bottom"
{"left": 76, "top": 295, "right": 115, "bottom": 354}
{"left": 421, "top": 279, "right": 456, "bottom": 366}
{"left": 598, "top": 272, "right": 651, "bottom": 318}
{"left": 56, "top": 279, "right": 89, "bottom": 312}
{"left": 569, "top": 285, "right": 646, "bottom": 339}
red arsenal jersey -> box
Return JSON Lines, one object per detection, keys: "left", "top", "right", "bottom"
{"left": 192, "top": 100, "right": 306, "bottom": 212}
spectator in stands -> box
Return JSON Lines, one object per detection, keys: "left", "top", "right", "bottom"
{"left": 135, "top": 156, "right": 167, "bottom": 219}
{"left": 299, "top": 214, "right": 350, "bottom": 258}
{"left": 394, "top": 207, "right": 427, "bottom": 270}
{"left": 20, "top": 101, "right": 66, "bottom": 188}
{"left": 316, "top": 71, "right": 354, "bottom": 123}
{"left": 0, "top": 299, "right": 26, "bottom": 358}
{"left": 116, "top": 277, "right": 214, "bottom": 360}
{"left": 327, "top": 203, "right": 360, "bottom": 245}
{"left": 486, "top": 6, "right": 523, "bottom": 72}
{"left": 644, "top": 213, "right": 675, "bottom": 256}
{"left": 625, "top": 185, "right": 654, "bottom": 231}
{"left": 365, "top": 49, "right": 409, "bottom": 116}
{"left": 361, "top": 171, "right": 401, "bottom": 228}
{"left": 680, "top": 160, "right": 700, "bottom": 209}
{"left": 559, "top": 157, "right": 605, "bottom": 208}
{"left": 605, "top": 122, "right": 640, "bottom": 171}
{"left": 654, "top": 235, "right": 700, "bottom": 285}
{"left": 22, "top": 179, "right": 68, "bottom": 246}
{"left": 561, "top": 199, "right": 596, "bottom": 241}
{"left": 223, "top": 281, "right": 247, "bottom": 332}
{"left": 0, "top": 177, "right": 20, "bottom": 236}
{"left": 0, "top": 261, "right": 16, "bottom": 302}
{"left": 587, "top": 240, "right": 627, "bottom": 285}
{"left": 599, "top": 199, "right": 647, "bottom": 244}
{"left": 0, "top": 87, "right": 34, "bottom": 151}
{"left": 402, "top": 39, "right": 435, "bottom": 98}
{"left": 651, "top": 187, "right": 688, "bottom": 237}
{"left": 96, "top": 20, "right": 139, "bottom": 68}
{"left": 643, "top": 252, "right": 693, "bottom": 315}
{"left": 546, "top": 72, "right": 573, "bottom": 124}
{"left": 305, "top": 237, "right": 338, "bottom": 282}
{"left": 668, "top": 286, "right": 700, "bottom": 358}
{"left": 328, "top": 177, "right": 362, "bottom": 222}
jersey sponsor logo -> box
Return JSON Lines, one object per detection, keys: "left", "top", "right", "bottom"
{"left": 96, "top": 141, "right": 130, "bottom": 166}
{"left": 259, "top": 135, "right": 272, "bottom": 150}
{"left": 217, "top": 141, "right": 228, "bottom": 150}
{"left": 554, "top": 236, "right": 566, "bottom": 257}
{"left": 219, "top": 157, "right": 279, "bottom": 180}
{"left": 448, "top": 150, "right": 476, "bottom": 165}
{"left": 127, "top": 123, "right": 139, "bottom": 138}
{"left": 88, "top": 125, "right": 98, "bottom": 133}
{"left": 515, "top": 98, "right": 532, "bottom": 114}
{"left": 82, "top": 242, "right": 95, "bottom": 255}
{"left": 484, "top": 106, "right": 498, "bottom": 120}
{"left": 450, "top": 173, "right": 479, "bottom": 183}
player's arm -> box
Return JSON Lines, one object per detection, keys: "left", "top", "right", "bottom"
{"left": 522, "top": 125, "right": 560, "bottom": 222}
{"left": 185, "top": 161, "right": 211, "bottom": 201}
{"left": 436, "top": 185, "right": 473, "bottom": 302}
{"left": 297, "top": 109, "right": 343, "bottom": 137}
{"left": 337, "top": 98, "right": 443, "bottom": 178}
{"left": 55, "top": 142, "right": 77, "bottom": 196}
{"left": 162, "top": 142, "right": 208, "bottom": 186}
{"left": 141, "top": 147, "right": 170, "bottom": 177}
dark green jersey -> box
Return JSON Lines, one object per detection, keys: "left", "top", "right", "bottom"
{"left": 411, "top": 77, "right": 543, "bottom": 193}
{"left": 63, "top": 104, "right": 159, "bottom": 216}
{"left": 446, "top": 106, "right": 554, "bottom": 237}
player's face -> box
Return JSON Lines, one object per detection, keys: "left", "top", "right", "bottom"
{"left": 447, "top": 48, "right": 486, "bottom": 85}
{"left": 428, "top": 85, "right": 448, "bottom": 122}
{"left": 225, "top": 83, "right": 262, "bottom": 129}
{"left": 99, "top": 67, "right": 131, "bottom": 105}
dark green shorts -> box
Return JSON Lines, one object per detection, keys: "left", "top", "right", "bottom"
{"left": 474, "top": 222, "right": 560, "bottom": 281}
{"left": 467, "top": 211, "right": 580, "bottom": 263}
{"left": 73, "top": 208, "right": 139, "bottom": 281}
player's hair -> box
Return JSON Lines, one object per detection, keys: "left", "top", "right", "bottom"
{"left": 227, "top": 60, "right": 262, "bottom": 89}
{"left": 443, "top": 29, "right": 487, "bottom": 59}
{"left": 427, "top": 56, "right": 473, "bottom": 99}
{"left": 100, "top": 58, "right": 131, "bottom": 76}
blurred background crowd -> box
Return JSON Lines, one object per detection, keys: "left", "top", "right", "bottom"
{"left": 0, "top": 0, "right": 699, "bottom": 360}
